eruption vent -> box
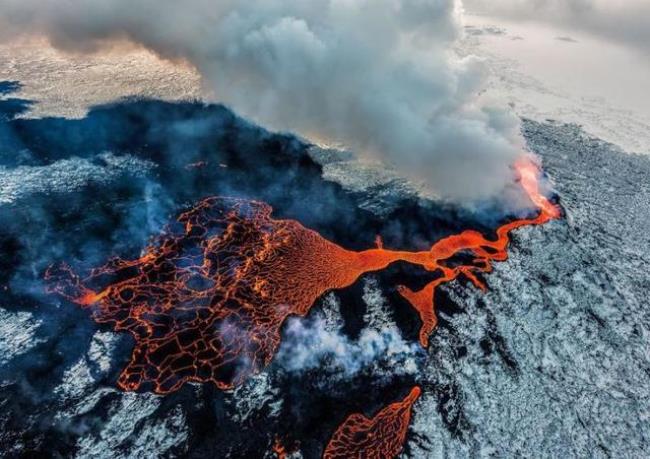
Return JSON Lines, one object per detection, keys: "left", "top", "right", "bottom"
{"left": 323, "top": 386, "right": 421, "bottom": 459}
{"left": 46, "top": 156, "right": 559, "bottom": 394}
{"left": 398, "top": 157, "right": 560, "bottom": 346}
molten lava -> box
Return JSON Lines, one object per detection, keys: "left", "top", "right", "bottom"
{"left": 272, "top": 437, "right": 288, "bottom": 459}
{"left": 398, "top": 156, "right": 560, "bottom": 346}
{"left": 323, "top": 386, "right": 421, "bottom": 459}
{"left": 46, "top": 155, "right": 559, "bottom": 394}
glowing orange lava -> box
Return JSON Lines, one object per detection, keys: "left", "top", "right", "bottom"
{"left": 398, "top": 156, "right": 560, "bottom": 346}
{"left": 272, "top": 436, "right": 287, "bottom": 459}
{"left": 46, "top": 155, "right": 559, "bottom": 393}
{"left": 323, "top": 386, "right": 421, "bottom": 459}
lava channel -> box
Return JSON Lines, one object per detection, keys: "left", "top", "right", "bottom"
{"left": 323, "top": 386, "right": 421, "bottom": 459}
{"left": 46, "top": 155, "right": 559, "bottom": 393}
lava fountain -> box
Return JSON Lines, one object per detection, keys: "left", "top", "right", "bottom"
{"left": 46, "top": 155, "right": 560, "bottom": 394}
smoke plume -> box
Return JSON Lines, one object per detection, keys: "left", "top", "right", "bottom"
{"left": 0, "top": 0, "right": 525, "bottom": 202}
{"left": 276, "top": 317, "right": 422, "bottom": 382}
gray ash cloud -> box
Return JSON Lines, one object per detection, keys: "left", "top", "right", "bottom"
{"left": 0, "top": 0, "right": 528, "bottom": 204}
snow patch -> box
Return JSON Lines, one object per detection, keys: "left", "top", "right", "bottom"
{"left": 0, "top": 153, "right": 155, "bottom": 204}
{"left": 0, "top": 308, "right": 44, "bottom": 366}
{"left": 228, "top": 372, "right": 283, "bottom": 423}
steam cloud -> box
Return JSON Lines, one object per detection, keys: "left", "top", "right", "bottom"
{"left": 277, "top": 281, "right": 422, "bottom": 382}
{"left": 276, "top": 317, "right": 422, "bottom": 381}
{"left": 0, "top": 0, "right": 526, "bottom": 202}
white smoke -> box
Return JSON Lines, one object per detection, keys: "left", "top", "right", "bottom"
{"left": 276, "top": 316, "right": 422, "bottom": 380}
{"left": 275, "top": 277, "right": 422, "bottom": 379}
{"left": 0, "top": 0, "right": 526, "bottom": 202}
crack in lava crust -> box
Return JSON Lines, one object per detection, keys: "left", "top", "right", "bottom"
{"left": 323, "top": 386, "right": 421, "bottom": 459}
{"left": 45, "top": 156, "right": 559, "bottom": 394}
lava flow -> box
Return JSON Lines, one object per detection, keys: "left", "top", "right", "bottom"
{"left": 398, "top": 156, "right": 561, "bottom": 346}
{"left": 322, "top": 386, "right": 421, "bottom": 459}
{"left": 46, "top": 155, "right": 559, "bottom": 393}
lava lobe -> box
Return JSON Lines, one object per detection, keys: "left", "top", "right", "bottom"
{"left": 322, "top": 386, "right": 421, "bottom": 459}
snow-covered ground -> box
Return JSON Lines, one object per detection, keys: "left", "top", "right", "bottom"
{"left": 0, "top": 153, "right": 155, "bottom": 204}
{"left": 0, "top": 38, "right": 201, "bottom": 119}
{"left": 0, "top": 309, "right": 45, "bottom": 366}
{"left": 407, "top": 120, "right": 650, "bottom": 457}
{"left": 459, "top": 15, "right": 650, "bottom": 155}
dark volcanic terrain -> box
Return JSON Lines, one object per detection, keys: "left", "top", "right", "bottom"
{"left": 0, "top": 82, "right": 648, "bottom": 457}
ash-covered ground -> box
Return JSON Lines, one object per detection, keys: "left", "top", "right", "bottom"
{"left": 0, "top": 80, "right": 648, "bottom": 458}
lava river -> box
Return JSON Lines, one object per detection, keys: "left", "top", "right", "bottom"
{"left": 46, "top": 154, "right": 559, "bottom": 456}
